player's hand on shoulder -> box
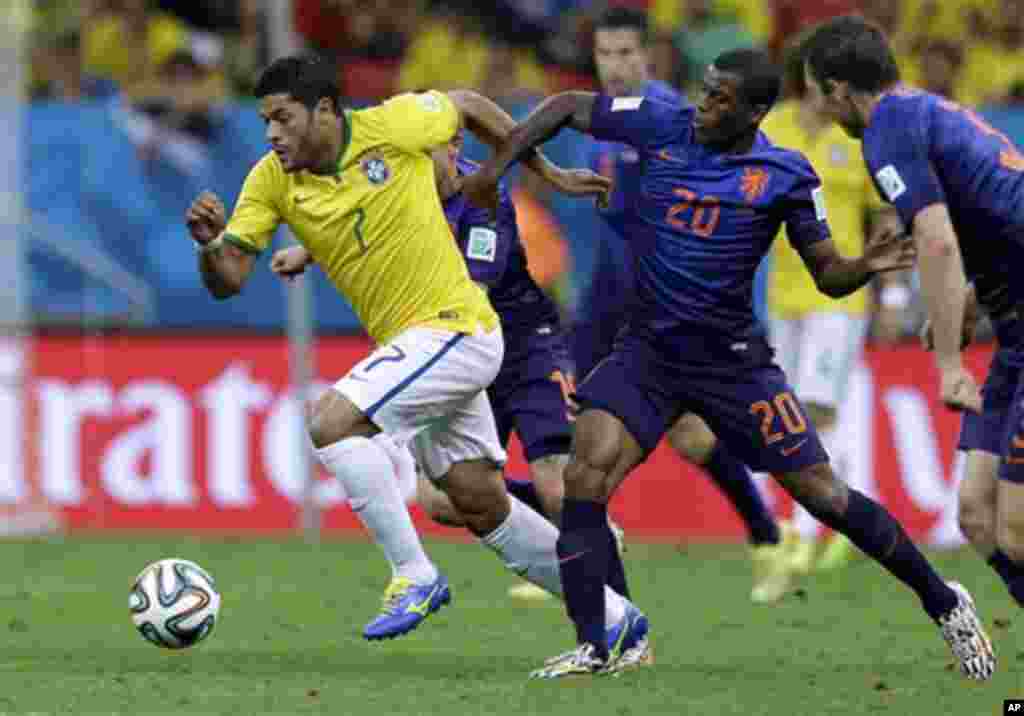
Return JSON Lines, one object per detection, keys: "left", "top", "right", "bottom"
{"left": 270, "top": 246, "right": 312, "bottom": 279}
{"left": 940, "top": 365, "right": 982, "bottom": 412}
{"left": 864, "top": 224, "right": 916, "bottom": 273}
{"left": 186, "top": 191, "right": 226, "bottom": 245}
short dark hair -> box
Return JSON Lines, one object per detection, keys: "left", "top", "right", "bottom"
{"left": 713, "top": 48, "right": 781, "bottom": 110}
{"left": 254, "top": 55, "right": 341, "bottom": 113}
{"left": 801, "top": 15, "right": 900, "bottom": 94}
{"left": 595, "top": 7, "right": 649, "bottom": 44}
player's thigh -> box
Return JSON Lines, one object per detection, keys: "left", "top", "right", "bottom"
{"left": 506, "top": 373, "right": 574, "bottom": 466}
{"left": 570, "top": 343, "right": 672, "bottom": 500}
{"left": 959, "top": 450, "right": 1000, "bottom": 543}
{"left": 567, "top": 408, "right": 646, "bottom": 502}
{"left": 687, "top": 361, "right": 828, "bottom": 477}
{"left": 414, "top": 389, "right": 507, "bottom": 512}
{"left": 995, "top": 360, "right": 1024, "bottom": 558}
{"left": 789, "top": 312, "right": 868, "bottom": 421}
{"left": 336, "top": 326, "right": 503, "bottom": 447}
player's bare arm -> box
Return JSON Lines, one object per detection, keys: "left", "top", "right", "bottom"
{"left": 186, "top": 192, "right": 257, "bottom": 300}
{"left": 448, "top": 90, "right": 610, "bottom": 206}
{"left": 798, "top": 227, "right": 915, "bottom": 299}
{"left": 463, "top": 92, "right": 599, "bottom": 210}
{"left": 920, "top": 283, "right": 978, "bottom": 352}
{"left": 912, "top": 202, "right": 981, "bottom": 411}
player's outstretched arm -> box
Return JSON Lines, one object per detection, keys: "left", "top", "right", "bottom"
{"left": 186, "top": 192, "right": 257, "bottom": 300}
{"left": 448, "top": 90, "right": 610, "bottom": 204}
{"left": 462, "top": 92, "right": 599, "bottom": 210}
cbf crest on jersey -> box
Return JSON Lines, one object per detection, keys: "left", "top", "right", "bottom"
{"left": 360, "top": 152, "right": 390, "bottom": 185}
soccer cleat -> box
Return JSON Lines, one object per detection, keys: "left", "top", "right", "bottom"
{"left": 750, "top": 535, "right": 797, "bottom": 604}
{"left": 816, "top": 533, "right": 857, "bottom": 572}
{"left": 782, "top": 520, "right": 817, "bottom": 575}
{"left": 609, "top": 602, "right": 649, "bottom": 659}
{"left": 607, "top": 637, "right": 654, "bottom": 675}
{"left": 508, "top": 581, "right": 553, "bottom": 601}
{"left": 362, "top": 574, "right": 451, "bottom": 641}
{"left": 538, "top": 603, "right": 650, "bottom": 674}
{"left": 530, "top": 643, "right": 609, "bottom": 679}
{"left": 938, "top": 581, "right": 996, "bottom": 681}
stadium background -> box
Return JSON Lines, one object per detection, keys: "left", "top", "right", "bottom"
{"left": 9, "top": 0, "right": 1024, "bottom": 542}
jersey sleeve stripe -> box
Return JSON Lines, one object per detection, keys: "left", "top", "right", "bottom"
{"left": 222, "top": 232, "right": 264, "bottom": 255}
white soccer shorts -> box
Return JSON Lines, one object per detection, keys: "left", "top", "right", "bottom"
{"left": 768, "top": 312, "right": 869, "bottom": 409}
{"left": 334, "top": 325, "right": 507, "bottom": 480}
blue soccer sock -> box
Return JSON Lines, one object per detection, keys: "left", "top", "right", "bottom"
{"left": 557, "top": 498, "right": 611, "bottom": 659}
{"left": 605, "top": 526, "right": 631, "bottom": 600}
{"left": 809, "top": 488, "right": 957, "bottom": 621}
{"left": 987, "top": 549, "right": 1024, "bottom": 607}
{"left": 503, "top": 477, "right": 545, "bottom": 518}
{"left": 703, "top": 444, "right": 779, "bottom": 545}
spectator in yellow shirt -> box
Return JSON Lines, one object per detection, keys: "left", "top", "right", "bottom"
{"left": 83, "top": 0, "right": 190, "bottom": 96}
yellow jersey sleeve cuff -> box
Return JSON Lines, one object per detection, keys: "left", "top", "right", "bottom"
{"left": 222, "top": 232, "right": 264, "bottom": 255}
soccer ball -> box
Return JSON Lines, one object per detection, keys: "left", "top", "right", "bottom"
{"left": 129, "top": 558, "right": 220, "bottom": 649}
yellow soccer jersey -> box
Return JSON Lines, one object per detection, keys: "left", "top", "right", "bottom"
{"left": 223, "top": 90, "right": 498, "bottom": 344}
{"left": 762, "top": 102, "right": 880, "bottom": 319}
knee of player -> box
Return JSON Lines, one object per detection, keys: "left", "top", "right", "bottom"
{"left": 996, "top": 522, "right": 1024, "bottom": 564}
{"left": 667, "top": 414, "right": 718, "bottom": 465}
{"left": 781, "top": 462, "right": 846, "bottom": 518}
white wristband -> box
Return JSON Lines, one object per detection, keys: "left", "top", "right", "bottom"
{"left": 194, "top": 235, "right": 224, "bottom": 255}
{"left": 880, "top": 284, "right": 911, "bottom": 309}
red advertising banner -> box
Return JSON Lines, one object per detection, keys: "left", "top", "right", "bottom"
{"left": 10, "top": 335, "right": 994, "bottom": 544}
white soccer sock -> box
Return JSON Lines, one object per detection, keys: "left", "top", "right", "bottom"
{"left": 372, "top": 433, "right": 418, "bottom": 505}
{"left": 480, "top": 495, "right": 627, "bottom": 628}
{"left": 316, "top": 436, "right": 438, "bottom": 585}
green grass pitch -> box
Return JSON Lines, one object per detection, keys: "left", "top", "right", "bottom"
{"left": 2, "top": 536, "right": 1021, "bottom": 714}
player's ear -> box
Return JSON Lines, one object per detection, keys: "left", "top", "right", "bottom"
{"left": 314, "top": 96, "right": 336, "bottom": 119}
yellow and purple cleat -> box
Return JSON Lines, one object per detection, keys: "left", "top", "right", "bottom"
{"left": 750, "top": 521, "right": 800, "bottom": 603}
{"left": 363, "top": 574, "right": 451, "bottom": 641}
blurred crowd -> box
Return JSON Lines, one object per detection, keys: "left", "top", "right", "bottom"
{"left": 26, "top": 0, "right": 1024, "bottom": 340}
{"left": 29, "top": 0, "right": 1024, "bottom": 109}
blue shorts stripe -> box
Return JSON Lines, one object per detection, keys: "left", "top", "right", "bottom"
{"left": 365, "top": 333, "right": 467, "bottom": 418}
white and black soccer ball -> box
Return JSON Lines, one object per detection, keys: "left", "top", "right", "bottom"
{"left": 129, "top": 558, "right": 220, "bottom": 649}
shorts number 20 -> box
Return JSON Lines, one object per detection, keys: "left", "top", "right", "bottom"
{"left": 749, "top": 391, "right": 807, "bottom": 445}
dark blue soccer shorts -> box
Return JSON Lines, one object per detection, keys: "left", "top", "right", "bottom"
{"left": 488, "top": 332, "right": 574, "bottom": 463}
{"left": 572, "top": 237, "right": 636, "bottom": 381}
{"left": 957, "top": 347, "right": 1024, "bottom": 483}
{"left": 575, "top": 331, "right": 828, "bottom": 474}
